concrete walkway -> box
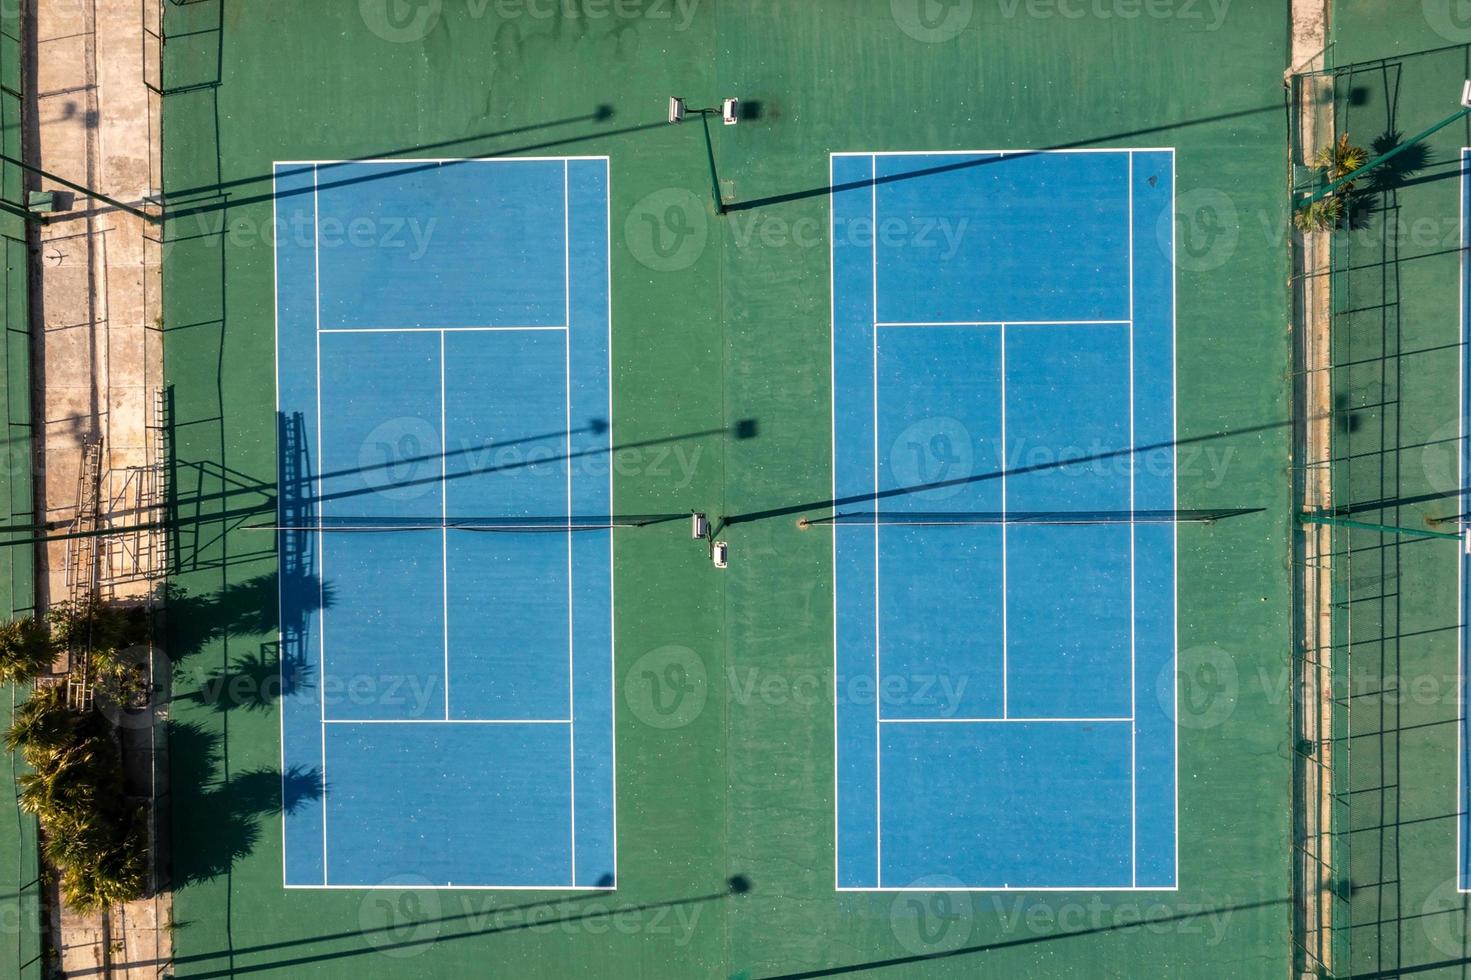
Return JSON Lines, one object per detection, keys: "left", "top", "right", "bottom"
{"left": 33, "top": 0, "right": 169, "bottom": 976}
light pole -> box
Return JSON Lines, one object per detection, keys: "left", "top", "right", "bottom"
{"left": 668, "top": 96, "right": 740, "bottom": 216}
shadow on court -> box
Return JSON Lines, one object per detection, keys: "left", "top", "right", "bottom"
{"left": 711, "top": 417, "right": 1292, "bottom": 537}
{"left": 168, "top": 719, "right": 323, "bottom": 889}
{"left": 163, "top": 104, "right": 618, "bottom": 201}
{"left": 719, "top": 103, "right": 1287, "bottom": 215}
{"left": 165, "top": 875, "right": 753, "bottom": 977}
{"left": 738, "top": 897, "right": 1287, "bottom": 980}
{"left": 162, "top": 108, "right": 670, "bottom": 222}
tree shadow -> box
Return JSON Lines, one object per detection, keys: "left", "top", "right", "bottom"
{"left": 170, "top": 875, "right": 753, "bottom": 977}
{"left": 1365, "top": 129, "right": 1434, "bottom": 193}
{"left": 167, "top": 719, "right": 322, "bottom": 889}
{"left": 161, "top": 572, "right": 333, "bottom": 665}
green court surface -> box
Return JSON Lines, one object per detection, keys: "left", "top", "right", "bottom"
{"left": 160, "top": 1, "right": 1291, "bottom": 976}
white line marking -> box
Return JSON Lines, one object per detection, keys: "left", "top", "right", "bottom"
{"left": 322, "top": 718, "right": 573, "bottom": 725}
{"left": 870, "top": 153, "right": 882, "bottom": 888}
{"left": 441, "top": 330, "right": 450, "bottom": 720}
{"left": 604, "top": 157, "right": 618, "bottom": 888}
{"left": 876, "top": 320, "right": 1130, "bottom": 328}
{"left": 1169, "top": 147, "right": 1179, "bottom": 888}
{"left": 318, "top": 326, "right": 568, "bottom": 333}
{"left": 1128, "top": 151, "right": 1138, "bottom": 888}
{"left": 1001, "top": 324, "right": 1008, "bottom": 719}
{"left": 275, "top": 156, "right": 612, "bottom": 165}
{"left": 564, "top": 161, "right": 578, "bottom": 886}
{"left": 831, "top": 148, "right": 1177, "bottom": 157}
{"left": 313, "top": 164, "right": 328, "bottom": 884}
{"left": 829, "top": 152, "right": 841, "bottom": 890}
{"left": 284, "top": 883, "right": 614, "bottom": 892}
{"left": 879, "top": 717, "right": 1134, "bottom": 724}
{"left": 273, "top": 165, "right": 286, "bottom": 885}
{"left": 834, "top": 885, "right": 1176, "bottom": 893}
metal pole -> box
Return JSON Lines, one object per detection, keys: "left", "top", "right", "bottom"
{"left": 1298, "top": 511, "right": 1463, "bottom": 541}
{"left": 0, "top": 152, "right": 160, "bottom": 223}
{"left": 1296, "top": 104, "right": 1471, "bottom": 209}
{"left": 697, "top": 111, "right": 726, "bottom": 216}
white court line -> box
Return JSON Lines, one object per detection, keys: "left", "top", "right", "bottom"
{"left": 286, "top": 883, "right": 614, "bottom": 892}
{"left": 1001, "top": 325, "right": 1008, "bottom": 719}
{"left": 603, "top": 157, "right": 618, "bottom": 889}
{"left": 319, "top": 326, "right": 568, "bottom": 333}
{"left": 876, "top": 320, "right": 1130, "bottom": 328}
{"left": 563, "top": 160, "right": 577, "bottom": 887}
{"left": 272, "top": 165, "right": 288, "bottom": 887}
{"left": 275, "top": 156, "right": 611, "bottom": 165}
{"left": 1128, "top": 152, "right": 1138, "bottom": 888}
{"left": 441, "top": 330, "right": 450, "bottom": 720}
{"left": 870, "top": 153, "right": 882, "bottom": 888}
{"left": 832, "top": 148, "right": 1175, "bottom": 157}
{"left": 313, "top": 164, "right": 329, "bottom": 885}
{"left": 836, "top": 885, "right": 1176, "bottom": 893}
{"left": 829, "top": 152, "right": 842, "bottom": 891}
{"left": 1170, "top": 147, "right": 1179, "bottom": 889}
{"left": 322, "top": 718, "right": 572, "bottom": 725}
{"left": 879, "top": 717, "right": 1134, "bottom": 724}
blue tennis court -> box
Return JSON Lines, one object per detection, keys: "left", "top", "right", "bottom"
{"left": 831, "top": 149, "right": 1177, "bottom": 890}
{"left": 274, "top": 157, "right": 614, "bottom": 889}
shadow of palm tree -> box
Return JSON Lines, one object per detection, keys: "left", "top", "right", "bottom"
{"left": 168, "top": 719, "right": 322, "bottom": 888}
{"left": 162, "top": 572, "right": 334, "bottom": 663}
{"left": 1366, "top": 129, "right": 1433, "bottom": 192}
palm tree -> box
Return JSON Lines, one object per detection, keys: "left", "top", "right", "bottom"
{"left": 4, "top": 685, "right": 76, "bottom": 764}
{"left": 17, "top": 748, "right": 102, "bottom": 822}
{"left": 0, "top": 617, "right": 56, "bottom": 687}
{"left": 59, "top": 844, "right": 147, "bottom": 915}
{"left": 1293, "top": 196, "right": 1345, "bottom": 234}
